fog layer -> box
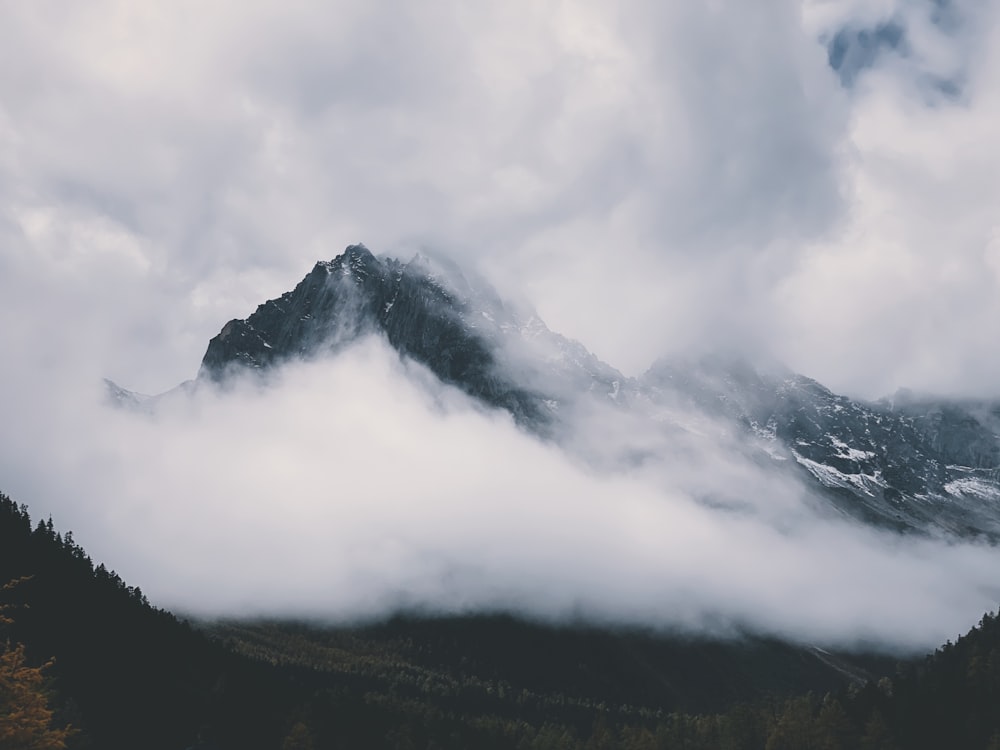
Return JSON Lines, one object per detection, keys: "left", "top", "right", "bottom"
{"left": 2, "top": 0, "right": 1000, "bottom": 652}
{"left": 2, "top": 338, "right": 998, "bottom": 652}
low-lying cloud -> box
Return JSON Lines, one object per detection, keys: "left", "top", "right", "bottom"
{"left": 3, "top": 337, "right": 999, "bottom": 653}
{"left": 3, "top": 0, "right": 1000, "bottom": 657}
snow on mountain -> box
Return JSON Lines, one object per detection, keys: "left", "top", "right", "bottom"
{"left": 640, "top": 353, "right": 1000, "bottom": 537}
{"left": 113, "top": 245, "right": 1000, "bottom": 540}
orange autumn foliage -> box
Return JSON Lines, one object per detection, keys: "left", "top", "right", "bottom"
{"left": 1, "top": 577, "right": 76, "bottom": 750}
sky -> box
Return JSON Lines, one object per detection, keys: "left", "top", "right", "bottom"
{"left": 2, "top": 0, "right": 1000, "bottom": 649}
{"left": 2, "top": 0, "right": 999, "bottom": 397}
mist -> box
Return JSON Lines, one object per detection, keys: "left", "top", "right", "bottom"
{"left": 2, "top": 0, "right": 1000, "bottom": 655}
{"left": 2, "top": 335, "right": 998, "bottom": 653}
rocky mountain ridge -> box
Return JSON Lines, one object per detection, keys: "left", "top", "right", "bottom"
{"left": 197, "top": 244, "right": 629, "bottom": 433}
{"left": 641, "top": 354, "right": 1000, "bottom": 536}
{"left": 109, "top": 244, "right": 1000, "bottom": 539}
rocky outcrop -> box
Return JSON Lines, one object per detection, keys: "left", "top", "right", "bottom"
{"left": 198, "top": 245, "right": 625, "bottom": 430}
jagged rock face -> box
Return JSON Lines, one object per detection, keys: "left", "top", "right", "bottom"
{"left": 199, "top": 245, "right": 626, "bottom": 431}
{"left": 200, "top": 248, "right": 381, "bottom": 374}
{"left": 642, "top": 355, "right": 1000, "bottom": 537}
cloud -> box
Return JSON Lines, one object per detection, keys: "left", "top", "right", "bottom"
{"left": 2, "top": 338, "right": 1000, "bottom": 652}
{"left": 0, "top": 0, "right": 838, "bottom": 380}
{"left": 2, "top": 0, "right": 1000, "bottom": 653}
{"left": 827, "top": 22, "right": 908, "bottom": 87}
{"left": 781, "top": 0, "right": 1000, "bottom": 397}
{"left": 3, "top": 1, "right": 998, "bottom": 394}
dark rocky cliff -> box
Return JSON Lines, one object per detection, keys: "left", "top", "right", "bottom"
{"left": 200, "top": 245, "right": 563, "bottom": 429}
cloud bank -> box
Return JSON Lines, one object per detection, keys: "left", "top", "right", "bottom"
{"left": 2, "top": 0, "right": 1000, "bottom": 652}
{"left": 1, "top": 0, "right": 999, "bottom": 396}
{"left": 3, "top": 338, "right": 1000, "bottom": 652}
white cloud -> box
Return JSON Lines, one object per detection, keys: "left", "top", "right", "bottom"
{"left": 777, "top": 0, "right": 1000, "bottom": 397}
{"left": 2, "top": 0, "right": 1000, "bottom": 651}
{"left": 1, "top": 0, "right": 852, "bottom": 380}
{"left": 2, "top": 339, "right": 999, "bottom": 651}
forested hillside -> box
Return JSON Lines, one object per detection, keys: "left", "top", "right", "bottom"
{"left": 3, "top": 489, "right": 1000, "bottom": 749}
{"left": 0, "top": 493, "right": 298, "bottom": 749}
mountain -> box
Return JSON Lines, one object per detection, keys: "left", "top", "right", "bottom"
{"left": 642, "top": 354, "right": 1000, "bottom": 538}
{"left": 113, "top": 244, "right": 1000, "bottom": 540}
{"left": 197, "top": 244, "right": 628, "bottom": 433}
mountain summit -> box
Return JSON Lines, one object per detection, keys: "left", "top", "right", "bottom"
{"left": 198, "top": 244, "right": 627, "bottom": 432}
{"left": 114, "top": 244, "right": 1000, "bottom": 539}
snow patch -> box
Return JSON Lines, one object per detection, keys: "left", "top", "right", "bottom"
{"left": 944, "top": 478, "right": 1000, "bottom": 502}
{"left": 830, "top": 436, "right": 875, "bottom": 461}
{"left": 792, "top": 451, "right": 887, "bottom": 496}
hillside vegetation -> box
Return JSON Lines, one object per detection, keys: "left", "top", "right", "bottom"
{"left": 4, "top": 490, "right": 1000, "bottom": 749}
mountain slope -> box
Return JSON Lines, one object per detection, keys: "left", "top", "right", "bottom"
{"left": 199, "top": 244, "right": 628, "bottom": 432}
{"left": 642, "top": 353, "right": 1000, "bottom": 537}
{"left": 0, "top": 493, "right": 299, "bottom": 750}
{"left": 12, "top": 485, "right": 1000, "bottom": 748}
{"left": 117, "top": 244, "right": 1000, "bottom": 539}
{"left": 0, "top": 490, "right": 898, "bottom": 750}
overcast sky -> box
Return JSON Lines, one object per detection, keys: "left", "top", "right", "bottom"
{"left": 2, "top": 0, "right": 998, "bottom": 398}
{"left": 3, "top": 0, "right": 1000, "bottom": 648}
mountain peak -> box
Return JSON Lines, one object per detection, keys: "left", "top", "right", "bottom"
{"left": 342, "top": 243, "right": 376, "bottom": 269}
{"left": 345, "top": 242, "right": 372, "bottom": 256}
{"left": 127, "top": 243, "right": 1000, "bottom": 540}
{"left": 196, "top": 245, "right": 577, "bottom": 428}
{"left": 313, "top": 243, "right": 378, "bottom": 277}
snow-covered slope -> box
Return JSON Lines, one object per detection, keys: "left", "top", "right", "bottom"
{"left": 641, "top": 354, "right": 1000, "bottom": 537}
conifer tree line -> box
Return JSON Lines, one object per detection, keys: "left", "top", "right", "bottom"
{"left": 4, "top": 489, "right": 1000, "bottom": 749}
